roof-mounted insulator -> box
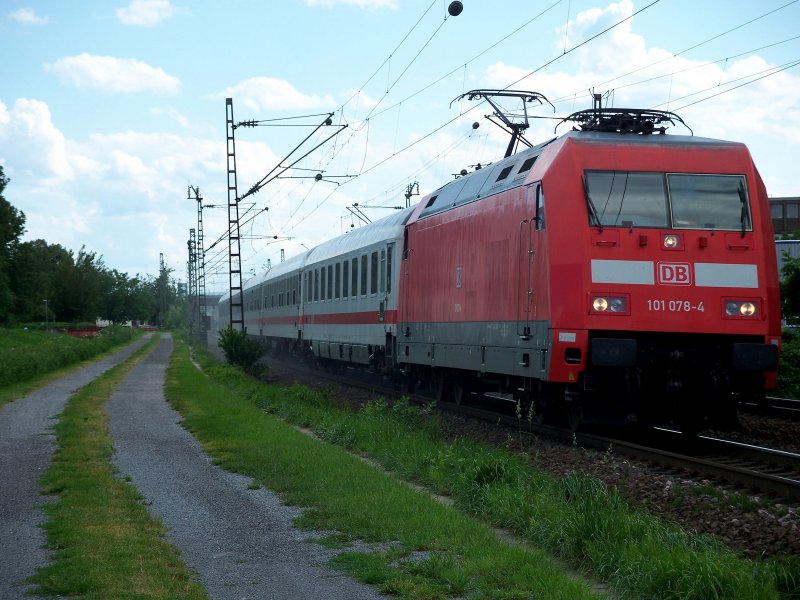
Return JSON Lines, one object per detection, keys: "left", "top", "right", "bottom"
{"left": 555, "top": 108, "right": 693, "bottom": 136}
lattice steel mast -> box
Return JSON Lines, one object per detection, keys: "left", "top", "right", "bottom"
{"left": 225, "top": 98, "right": 244, "bottom": 332}
{"left": 188, "top": 185, "right": 207, "bottom": 335}
{"left": 187, "top": 228, "right": 198, "bottom": 335}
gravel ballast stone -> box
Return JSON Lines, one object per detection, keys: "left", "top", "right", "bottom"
{"left": 107, "top": 334, "right": 387, "bottom": 600}
{"left": 0, "top": 334, "right": 150, "bottom": 600}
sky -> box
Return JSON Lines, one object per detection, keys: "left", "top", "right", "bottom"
{"left": 2, "top": 0, "right": 799, "bottom": 293}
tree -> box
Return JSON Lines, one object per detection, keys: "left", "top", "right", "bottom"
{"left": 51, "top": 246, "right": 105, "bottom": 322}
{"left": 9, "top": 239, "right": 70, "bottom": 322}
{"left": 0, "top": 166, "right": 26, "bottom": 322}
{"left": 0, "top": 165, "right": 176, "bottom": 327}
{"left": 781, "top": 253, "right": 800, "bottom": 324}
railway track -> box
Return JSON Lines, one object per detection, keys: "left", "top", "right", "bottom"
{"left": 445, "top": 402, "right": 800, "bottom": 500}
{"left": 269, "top": 358, "right": 800, "bottom": 500}
{"left": 740, "top": 395, "right": 800, "bottom": 421}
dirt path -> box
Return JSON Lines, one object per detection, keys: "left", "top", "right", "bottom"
{"left": 0, "top": 335, "right": 150, "bottom": 600}
{"left": 106, "top": 334, "right": 387, "bottom": 600}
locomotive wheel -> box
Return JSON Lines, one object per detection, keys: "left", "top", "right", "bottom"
{"left": 400, "top": 370, "right": 416, "bottom": 395}
{"left": 564, "top": 386, "right": 583, "bottom": 432}
{"left": 566, "top": 403, "right": 583, "bottom": 432}
{"left": 452, "top": 380, "right": 466, "bottom": 405}
{"left": 431, "top": 372, "right": 445, "bottom": 403}
{"left": 532, "top": 395, "right": 548, "bottom": 425}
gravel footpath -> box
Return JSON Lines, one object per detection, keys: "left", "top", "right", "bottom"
{"left": 107, "top": 334, "right": 387, "bottom": 600}
{"left": 0, "top": 334, "right": 151, "bottom": 600}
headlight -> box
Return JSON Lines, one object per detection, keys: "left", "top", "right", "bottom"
{"left": 663, "top": 234, "right": 680, "bottom": 249}
{"left": 591, "top": 295, "right": 629, "bottom": 315}
{"left": 740, "top": 302, "right": 756, "bottom": 316}
{"left": 723, "top": 299, "right": 759, "bottom": 318}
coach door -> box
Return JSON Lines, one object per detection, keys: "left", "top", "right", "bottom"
{"left": 379, "top": 242, "right": 394, "bottom": 324}
{"left": 517, "top": 183, "right": 544, "bottom": 339}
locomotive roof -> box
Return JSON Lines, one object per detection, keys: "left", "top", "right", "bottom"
{"left": 411, "top": 129, "right": 747, "bottom": 223}
{"left": 560, "top": 129, "right": 744, "bottom": 148}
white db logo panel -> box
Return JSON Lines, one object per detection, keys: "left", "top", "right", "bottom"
{"left": 658, "top": 262, "right": 692, "bottom": 286}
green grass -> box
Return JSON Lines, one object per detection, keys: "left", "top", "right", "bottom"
{"left": 0, "top": 326, "right": 142, "bottom": 407}
{"left": 30, "top": 334, "right": 209, "bottom": 600}
{"left": 169, "top": 339, "right": 596, "bottom": 599}
{"left": 182, "top": 338, "right": 800, "bottom": 600}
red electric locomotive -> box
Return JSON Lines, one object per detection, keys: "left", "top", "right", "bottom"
{"left": 397, "top": 99, "right": 780, "bottom": 432}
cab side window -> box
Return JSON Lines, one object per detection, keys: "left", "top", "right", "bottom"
{"left": 536, "top": 185, "right": 546, "bottom": 231}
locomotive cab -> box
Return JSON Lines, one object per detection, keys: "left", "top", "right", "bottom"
{"left": 538, "top": 125, "right": 781, "bottom": 432}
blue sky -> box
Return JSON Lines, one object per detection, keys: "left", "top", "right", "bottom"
{"left": 1, "top": 0, "right": 799, "bottom": 291}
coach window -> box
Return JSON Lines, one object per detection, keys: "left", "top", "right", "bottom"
{"left": 536, "top": 185, "right": 545, "bottom": 230}
{"left": 327, "top": 264, "right": 333, "bottom": 299}
{"left": 351, "top": 257, "right": 358, "bottom": 297}
{"left": 343, "top": 260, "right": 349, "bottom": 298}
{"left": 361, "top": 254, "right": 368, "bottom": 296}
{"left": 314, "top": 269, "right": 319, "bottom": 302}
{"left": 322, "top": 266, "right": 328, "bottom": 301}
{"left": 369, "top": 252, "right": 378, "bottom": 294}
{"left": 335, "top": 262, "right": 341, "bottom": 299}
{"left": 379, "top": 249, "right": 386, "bottom": 294}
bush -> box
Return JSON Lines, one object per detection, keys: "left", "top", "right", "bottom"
{"left": 0, "top": 326, "right": 137, "bottom": 389}
{"left": 217, "top": 327, "right": 266, "bottom": 376}
{"left": 778, "top": 328, "right": 800, "bottom": 399}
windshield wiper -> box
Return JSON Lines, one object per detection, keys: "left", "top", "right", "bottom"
{"left": 582, "top": 175, "right": 603, "bottom": 233}
{"left": 737, "top": 181, "right": 749, "bottom": 238}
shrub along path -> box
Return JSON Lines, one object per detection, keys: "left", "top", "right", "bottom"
{"left": 0, "top": 334, "right": 151, "bottom": 598}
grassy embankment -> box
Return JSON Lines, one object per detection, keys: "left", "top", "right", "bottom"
{"left": 28, "top": 333, "right": 209, "bottom": 599}
{"left": 177, "top": 338, "right": 800, "bottom": 600}
{"left": 0, "top": 326, "right": 141, "bottom": 408}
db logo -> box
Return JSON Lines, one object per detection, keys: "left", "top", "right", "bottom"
{"left": 658, "top": 262, "right": 692, "bottom": 286}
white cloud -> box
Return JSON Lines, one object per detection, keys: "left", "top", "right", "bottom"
{"left": 214, "top": 77, "right": 336, "bottom": 112}
{"left": 116, "top": 0, "right": 185, "bottom": 26}
{"left": 0, "top": 99, "right": 73, "bottom": 183}
{"left": 45, "top": 53, "right": 181, "bottom": 95}
{"left": 151, "top": 106, "right": 190, "bottom": 128}
{"left": 8, "top": 7, "right": 48, "bottom": 25}
{"left": 305, "top": 0, "right": 398, "bottom": 9}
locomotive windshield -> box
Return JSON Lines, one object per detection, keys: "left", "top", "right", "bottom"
{"left": 584, "top": 171, "right": 752, "bottom": 232}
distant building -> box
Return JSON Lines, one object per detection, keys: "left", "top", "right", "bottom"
{"left": 769, "top": 196, "right": 800, "bottom": 235}
{"left": 776, "top": 239, "right": 800, "bottom": 277}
